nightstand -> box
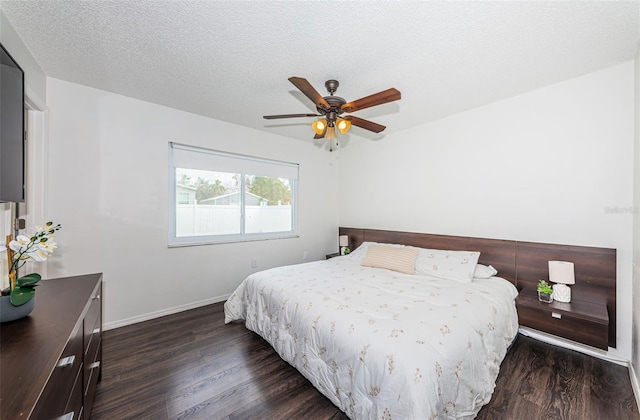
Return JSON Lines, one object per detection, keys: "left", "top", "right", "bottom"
{"left": 516, "top": 290, "right": 609, "bottom": 350}
{"left": 325, "top": 252, "right": 340, "bottom": 260}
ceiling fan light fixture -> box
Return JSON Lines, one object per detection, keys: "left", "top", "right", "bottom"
{"left": 325, "top": 125, "right": 337, "bottom": 140}
{"left": 336, "top": 118, "right": 351, "bottom": 134}
{"left": 264, "top": 77, "right": 401, "bottom": 149}
{"left": 312, "top": 119, "right": 327, "bottom": 135}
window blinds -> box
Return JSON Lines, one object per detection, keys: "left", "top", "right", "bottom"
{"left": 170, "top": 142, "right": 299, "bottom": 180}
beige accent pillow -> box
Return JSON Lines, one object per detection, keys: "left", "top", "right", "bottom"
{"left": 361, "top": 245, "right": 419, "bottom": 274}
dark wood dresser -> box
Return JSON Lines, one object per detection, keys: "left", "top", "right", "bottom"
{"left": 1, "top": 273, "right": 103, "bottom": 419}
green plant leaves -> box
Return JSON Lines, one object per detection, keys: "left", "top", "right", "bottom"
{"left": 15, "top": 273, "right": 41, "bottom": 287}
{"left": 537, "top": 279, "right": 553, "bottom": 295}
{"left": 10, "top": 273, "right": 41, "bottom": 306}
{"left": 10, "top": 287, "right": 36, "bottom": 306}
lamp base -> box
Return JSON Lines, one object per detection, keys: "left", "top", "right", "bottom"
{"left": 552, "top": 284, "right": 571, "bottom": 303}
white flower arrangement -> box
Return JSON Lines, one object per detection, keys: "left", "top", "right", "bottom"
{"left": 3, "top": 222, "right": 62, "bottom": 306}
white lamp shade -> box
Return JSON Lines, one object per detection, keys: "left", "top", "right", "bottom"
{"left": 548, "top": 261, "right": 575, "bottom": 285}
{"left": 339, "top": 235, "right": 349, "bottom": 247}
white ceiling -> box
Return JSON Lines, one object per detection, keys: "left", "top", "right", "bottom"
{"left": 2, "top": 1, "right": 639, "bottom": 144}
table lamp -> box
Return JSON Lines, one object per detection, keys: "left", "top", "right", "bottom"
{"left": 549, "top": 260, "right": 575, "bottom": 303}
{"left": 339, "top": 235, "right": 349, "bottom": 255}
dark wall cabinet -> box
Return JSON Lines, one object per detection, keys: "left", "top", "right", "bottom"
{"left": 516, "top": 290, "right": 609, "bottom": 350}
{"left": 1, "top": 273, "right": 103, "bottom": 419}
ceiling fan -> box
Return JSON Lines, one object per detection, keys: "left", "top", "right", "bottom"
{"left": 263, "top": 77, "right": 401, "bottom": 150}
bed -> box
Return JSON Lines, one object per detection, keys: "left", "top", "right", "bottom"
{"left": 224, "top": 240, "right": 519, "bottom": 419}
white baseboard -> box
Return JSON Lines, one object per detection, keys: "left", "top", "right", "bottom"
{"left": 518, "top": 327, "right": 628, "bottom": 366}
{"left": 103, "top": 293, "right": 230, "bottom": 331}
{"left": 629, "top": 362, "right": 640, "bottom": 414}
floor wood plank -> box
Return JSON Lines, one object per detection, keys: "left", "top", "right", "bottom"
{"left": 92, "top": 302, "right": 639, "bottom": 419}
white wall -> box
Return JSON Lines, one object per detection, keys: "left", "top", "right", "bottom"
{"left": 45, "top": 78, "right": 339, "bottom": 328}
{"left": 632, "top": 48, "right": 640, "bottom": 383}
{"left": 339, "top": 62, "right": 635, "bottom": 361}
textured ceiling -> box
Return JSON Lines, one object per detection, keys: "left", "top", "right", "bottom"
{"left": 2, "top": 1, "right": 639, "bottom": 144}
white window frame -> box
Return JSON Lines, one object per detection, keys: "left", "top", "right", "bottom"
{"left": 168, "top": 142, "right": 298, "bottom": 246}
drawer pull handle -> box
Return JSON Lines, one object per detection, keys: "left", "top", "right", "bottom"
{"left": 57, "top": 412, "right": 74, "bottom": 420}
{"left": 88, "top": 361, "right": 101, "bottom": 370}
{"left": 92, "top": 294, "right": 101, "bottom": 301}
{"left": 56, "top": 355, "right": 75, "bottom": 368}
{"left": 552, "top": 312, "right": 562, "bottom": 319}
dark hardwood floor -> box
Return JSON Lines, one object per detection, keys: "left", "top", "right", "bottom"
{"left": 92, "top": 302, "right": 639, "bottom": 419}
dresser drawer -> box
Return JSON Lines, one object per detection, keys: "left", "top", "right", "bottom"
{"left": 518, "top": 305, "right": 608, "bottom": 350}
{"left": 60, "top": 365, "right": 83, "bottom": 420}
{"left": 84, "top": 315, "right": 101, "bottom": 390}
{"left": 83, "top": 344, "right": 101, "bottom": 420}
{"left": 83, "top": 283, "right": 102, "bottom": 420}
{"left": 31, "top": 324, "right": 83, "bottom": 419}
{"left": 83, "top": 285, "right": 101, "bottom": 354}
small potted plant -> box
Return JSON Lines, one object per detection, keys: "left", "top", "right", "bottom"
{"left": 1, "top": 222, "right": 62, "bottom": 322}
{"left": 537, "top": 280, "right": 553, "bottom": 303}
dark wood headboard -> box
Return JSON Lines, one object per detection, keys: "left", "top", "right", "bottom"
{"left": 339, "top": 227, "right": 617, "bottom": 348}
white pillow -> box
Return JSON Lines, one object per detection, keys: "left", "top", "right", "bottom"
{"left": 473, "top": 264, "right": 498, "bottom": 279}
{"left": 414, "top": 248, "right": 480, "bottom": 283}
{"left": 361, "top": 245, "right": 419, "bottom": 274}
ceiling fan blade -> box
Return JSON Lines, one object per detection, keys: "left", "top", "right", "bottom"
{"left": 343, "top": 115, "right": 386, "bottom": 133}
{"left": 263, "top": 113, "right": 321, "bottom": 119}
{"left": 341, "top": 88, "right": 401, "bottom": 113}
{"left": 289, "top": 77, "right": 331, "bottom": 110}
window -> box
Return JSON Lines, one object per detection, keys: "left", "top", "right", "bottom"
{"left": 168, "top": 143, "right": 298, "bottom": 246}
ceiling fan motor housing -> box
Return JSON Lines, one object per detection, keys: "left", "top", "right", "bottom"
{"left": 315, "top": 80, "right": 346, "bottom": 125}
{"left": 317, "top": 96, "right": 346, "bottom": 124}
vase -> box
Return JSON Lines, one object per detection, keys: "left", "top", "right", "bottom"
{"left": 538, "top": 291, "right": 553, "bottom": 303}
{"left": 0, "top": 294, "right": 35, "bottom": 323}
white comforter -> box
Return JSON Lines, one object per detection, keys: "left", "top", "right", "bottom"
{"left": 224, "top": 256, "right": 518, "bottom": 419}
